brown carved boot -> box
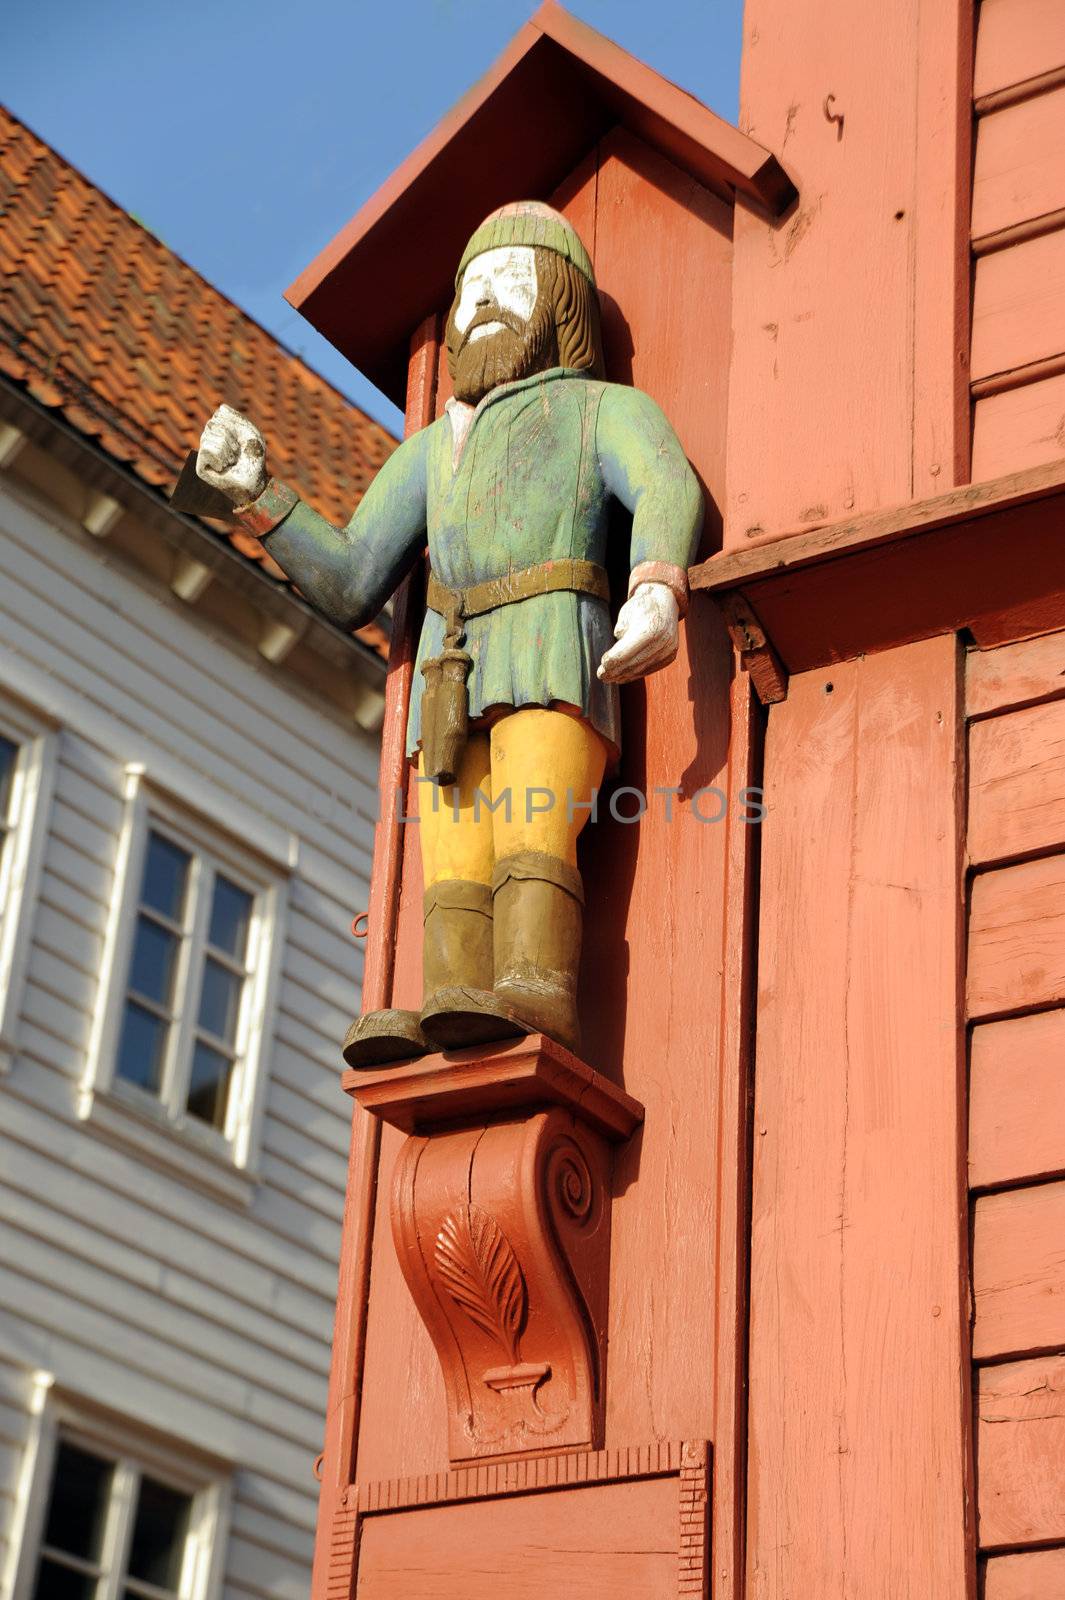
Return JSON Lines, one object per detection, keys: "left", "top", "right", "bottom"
{"left": 490, "top": 850, "right": 584, "bottom": 1056}
{"left": 418, "top": 880, "right": 525, "bottom": 1051}
{"left": 341, "top": 1005, "right": 428, "bottom": 1070}
{"left": 345, "top": 880, "right": 513, "bottom": 1068}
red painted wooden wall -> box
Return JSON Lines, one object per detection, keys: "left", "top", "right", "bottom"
{"left": 302, "top": 5, "right": 1065, "bottom": 1596}
{"left": 724, "top": 0, "right": 973, "bottom": 548}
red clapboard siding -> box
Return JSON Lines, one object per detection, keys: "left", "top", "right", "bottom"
{"left": 968, "top": 854, "right": 1065, "bottom": 1018}
{"left": 972, "top": 86, "right": 1065, "bottom": 243}
{"left": 968, "top": 695, "right": 1065, "bottom": 865}
{"left": 972, "top": 1181, "right": 1065, "bottom": 1359}
{"left": 983, "top": 1548, "right": 1065, "bottom": 1599}
{"left": 971, "top": 374, "right": 1065, "bottom": 481}
{"left": 970, "top": 1009, "right": 1065, "bottom": 1188}
{"left": 977, "top": 1353, "right": 1065, "bottom": 1549}
{"left": 971, "top": 229, "right": 1065, "bottom": 382}
{"left": 973, "top": 0, "right": 1065, "bottom": 101}
{"left": 967, "top": 628, "right": 1065, "bottom": 719}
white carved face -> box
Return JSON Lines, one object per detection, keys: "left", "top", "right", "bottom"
{"left": 453, "top": 245, "right": 538, "bottom": 342}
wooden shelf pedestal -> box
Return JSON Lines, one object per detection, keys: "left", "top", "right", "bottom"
{"left": 345, "top": 1035, "right": 644, "bottom": 1466}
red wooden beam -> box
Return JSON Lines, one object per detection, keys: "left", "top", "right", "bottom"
{"left": 690, "top": 457, "right": 1065, "bottom": 695}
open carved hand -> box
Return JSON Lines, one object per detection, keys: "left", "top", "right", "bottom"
{"left": 196, "top": 404, "right": 269, "bottom": 508}
{"left": 597, "top": 582, "right": 679, "bottom": 684}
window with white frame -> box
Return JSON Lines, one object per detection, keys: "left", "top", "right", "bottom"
{"left": 34, "top": 1437, "right": 197, "bottom": 1600}
{"left": 0, "top": 696, "right": 57, "bottom": 1071}
{"left": 8, "top": 1389, "right": 231, "bottom": 1600}
{"left": 0, "top": 731, "right": 19, "bottom": 842}
{"left": 115, "top": 828, "right": 258, "bottom": 1134}
{"left": 82, "top": 769, "right": 287, "bottom": 1194}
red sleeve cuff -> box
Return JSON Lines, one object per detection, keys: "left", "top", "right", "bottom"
{"left": 628, "top": 560, "right": 689, "bottom": 618}
{"left": 233, "top": 478, "right": 300, "bottom": 538}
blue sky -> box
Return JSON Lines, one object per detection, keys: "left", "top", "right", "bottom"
{"left": 2, "top": 0, "right": 743, "bottom": 434}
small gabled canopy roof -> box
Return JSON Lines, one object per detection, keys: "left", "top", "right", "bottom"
{"left": 287, "top": 1, "right": 795, "bottom": 407}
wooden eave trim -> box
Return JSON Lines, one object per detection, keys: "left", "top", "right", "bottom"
{"left": 691, "top": 458, "right": 1065, "bottom": 592}
{"left": 0, "top": 376, "right": 386, "bottom": 682}
{"left": 530, "top": 2, "right": 794, "bottom": 212}
{"left": 690, "top": 457, "right": 1065, "bottom": 696}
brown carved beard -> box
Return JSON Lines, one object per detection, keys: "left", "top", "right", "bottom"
{"left": 449, "top": 288, "right": 558, "bottom": 404}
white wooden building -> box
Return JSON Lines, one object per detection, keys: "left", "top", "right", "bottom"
{"left": 0, "top": 106, "right": 393, "bottom": 1600}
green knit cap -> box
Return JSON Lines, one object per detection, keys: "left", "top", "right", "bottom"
{"left": 455, "top": 202, "right": 596, "bottom": 289}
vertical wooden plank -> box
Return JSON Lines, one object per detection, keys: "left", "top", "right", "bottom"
{"left": 913, "top": 0, "right": 974, "bottom": 495}
{"left": 584, "top": 577, "right": 732, "bottom": 1458}
{"left": 746, "top": 636, "right": 974, "bottom": 1598}
{"left": 352, "top": 1107, "right": 447, "bottom": 1482}
{"left": 310, "top": 317, "right": 438, "bottom": 1600}
{"left": 550, "top": 145, "right": 599, "bottom": 261}
{"left": 352, "top": 322, "right": 447, "bottom": 1482}
{"left": 582, "top": 133, "right": 735, "bottom": 1453}
{"left": 747, "top": 660, "right": 856, "bottom": 1595}
{"left": 726, "top": 0, "right": 971, "bottom": 547}
{"left": 711, "top": 671, "right": 762, "bottom": 1600}
{"left": 591, "top": 126, "right": 734, "bottom": 543}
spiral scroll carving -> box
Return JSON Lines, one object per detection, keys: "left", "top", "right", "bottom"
{"left": 545, "top": 1137, "right": 596, "bottom": 1227}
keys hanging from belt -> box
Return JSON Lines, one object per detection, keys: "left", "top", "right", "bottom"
{"left": 418, "top": 560, "right": 611, "bottom": 786}
{"left": 419, "top": 591, "right": 472, "bottom": 787}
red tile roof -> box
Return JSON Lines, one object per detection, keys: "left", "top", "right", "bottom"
{"left": 0, "top": 104, "right": 397, "bottom": 655}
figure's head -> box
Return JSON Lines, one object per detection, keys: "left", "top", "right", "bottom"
{"left": 445, "top": 201, "right": 604, "bottom": 404}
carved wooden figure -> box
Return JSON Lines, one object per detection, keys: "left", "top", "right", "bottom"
{"left": 177, "top": 8, "right": 808, "bottom": 1592}
{"left": 193, "top": 201, "right": 703, "bottom": 1071}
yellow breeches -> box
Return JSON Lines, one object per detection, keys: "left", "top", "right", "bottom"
{"left": 417, "top": 708, "right": 608, "bottom": 887}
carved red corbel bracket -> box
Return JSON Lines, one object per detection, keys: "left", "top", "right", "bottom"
{"left": 345, "top": 1035, "right": 644, "bottom": 1465}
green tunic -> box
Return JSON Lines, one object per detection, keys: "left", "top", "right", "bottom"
{"left": 261, "top": 367, "right": 703, "bottom": 757}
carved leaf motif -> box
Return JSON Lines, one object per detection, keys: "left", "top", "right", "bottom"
{"left": 435, "top": 1205, "right": 525, "bottom": 1364}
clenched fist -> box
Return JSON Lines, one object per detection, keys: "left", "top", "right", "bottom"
{"left": 197, "top": 404, "right": 269, "bottom": 508}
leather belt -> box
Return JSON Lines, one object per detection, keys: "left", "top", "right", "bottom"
{"left": 427, "top": 558, "right": 609, "bottom": 625}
